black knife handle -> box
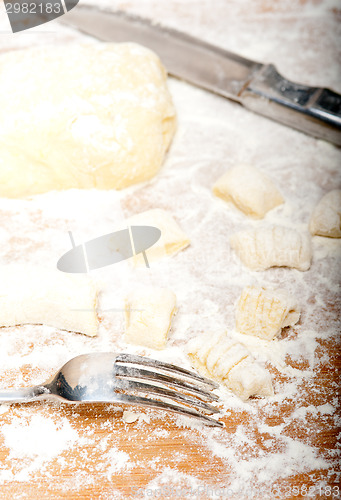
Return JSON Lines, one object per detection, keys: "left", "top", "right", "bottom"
{"left": 240, "top": 64, "right": 341, "bottom": 145}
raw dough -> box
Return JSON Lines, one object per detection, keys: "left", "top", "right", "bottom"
{"left": 236, "top": 286, "right": 300, "bottom": 340}
{"left": 125, "top": 287, "right": 176, "bottom": 350}
{"left": 0, "top": 43, "right": 176, "bottom": 198}
{"left": 230, "top": 226, "right": 312, "bottom": 271}
{"left": 309, "top": 190, "right": 341, "bottom": 238}
{"left": 0, "top": 265, "right": 98, "bottom": 336}
{"left": 213, "top": 164, "right": 284, "bottom": 218}
{"left": 187, "top": 332, "right": 273, "bottom": 400}
{"left": 126, "top": 208, "right": 190, "bottom": 265}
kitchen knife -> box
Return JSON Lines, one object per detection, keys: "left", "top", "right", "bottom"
{"left": 61, "top": 5, "right": 341, "bottom": 146}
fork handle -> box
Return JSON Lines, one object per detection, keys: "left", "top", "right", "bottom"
{"left": 0, "top": 385, "right": 48, "bottom": 403}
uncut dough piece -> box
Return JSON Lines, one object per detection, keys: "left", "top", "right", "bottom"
{"left": 213, "top": 164, "right": 284, "bottom": 218}
{"left": 230, "top": 226, "right": 312, "bottom": 271}
{"left": 125, "top": 287, "right": 176, "bottom": 350}
{"left": 187, "top": 332, "right": 273, "bottom": 400}
{"left": 236, "top": 286, "right": 300, "bottom": 340}
{"left": 0, "top": 265, "right": 98, "bottom": 336}
{"left": 309, "top": 190, "right": 341, "bottom": 238}
{"left": 127, "top": 208, "right": 190, "bottom": 265}
{"left": 0, "top": 43, "right": 176, "bottom": 198}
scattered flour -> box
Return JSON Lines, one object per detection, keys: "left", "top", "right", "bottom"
{"left": 0, "top": 413, "right": 80, "bottom": 483}
{"left": 0, "top": 405, "right": 9, "bottom": 416}
{"left": 104, "top": 447, "right": 132, "bottom": 480}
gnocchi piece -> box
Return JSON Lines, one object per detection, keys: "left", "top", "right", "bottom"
{"left": 236, "top": 286, "right": 300, "bottom": 340}
{"left": 230, "top": 226, "right": 312, "bottom": 271}
{"left": 187, "top": 332, "right": 273, "bottom": 400}
{"left": 127, "top": 208, "right": 190, "bottom": 265}
{"left": 309, "top": 190, "right": 341, "bottom": 238}
{"left": 125, "top": 287, "right": 176, "bottom": 350}
{"left": 0, "top": 264, "right": 98, "bottom": 336}
{"left": 213, "top": 164, "right": 284, "bottom": 218}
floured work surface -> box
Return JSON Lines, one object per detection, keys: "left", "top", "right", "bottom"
{"left": 0, "top": 1, "right": 340, "bottom": 499}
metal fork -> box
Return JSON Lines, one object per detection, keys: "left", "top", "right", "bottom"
{"left": 0, "top": 352, "right": 223, "bottom": 427}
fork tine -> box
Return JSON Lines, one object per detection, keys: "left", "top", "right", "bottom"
{"left": 114, "top": 393, "right": 224, "bottom": 427}
{"left": 116, "top": 353, "right": 219, "bottom": 389}
{"left": 115, "top": 379, "right": 220, "bottom": 414}
{"left": 115, "top": 365, "right": 219, "bottom": 403}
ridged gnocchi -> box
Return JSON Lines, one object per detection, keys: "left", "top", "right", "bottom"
{"left": 309, "top": 190, "right": 341, "bottom": 238}
{"left": 213, "top": 164, "right": 284, "bottom": 218}
{"left": 230, "top": 226, "right": 312, "bottom": 271}
{"left": 125, "top": 287, "right": 176, "bottom": 350}
{"left": 236, "top": 286, "right": 300, "bottom": 340}
{"left": 127, "top": 208, "right": 190, "bottom": 265}
{"left": 187, "top": 332, "right": 273, "bottom": 401}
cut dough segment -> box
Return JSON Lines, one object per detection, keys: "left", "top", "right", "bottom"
{"left": 230, "top": 226, "right": 312, "bottom": 271}
{"left": 309, "top": 190, "right": 341, "bottom": 238}
{"left": 0, "top": 43, "right": 176, "bottom": 198}
{"left": 213, "top": 164, "right": 284, "bottom": 218}
{"left": 127, "top": 209, "right": 190, "bottom": 265}
{"left": 125, "top": 287, "right": 176, "bottom": 350}
{"left": 0, "top": 265, "right": 98, "bottom": 336}
{"left": 187, "top": 333, "right": 273, "bottom": 400}
{"left": 236, "top": 286, "right": 300, "bottom": 340}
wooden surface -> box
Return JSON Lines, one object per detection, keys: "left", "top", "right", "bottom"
{"left": 0, "top": 1, "right": 340, "bottom": 499}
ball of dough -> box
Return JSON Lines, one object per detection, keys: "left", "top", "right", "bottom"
{"left": 0, "top": 43, "right": 176, "bottom": 198}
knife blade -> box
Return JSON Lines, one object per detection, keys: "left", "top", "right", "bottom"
{"left": 61, "top": 5, "right": 341, "bottom": 146}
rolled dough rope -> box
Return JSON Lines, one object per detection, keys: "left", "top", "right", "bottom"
{"left": 0, "top": 265, "right": 98, "bottom": 336}
{"left": 0, "top": 43, "right": 176, "bottom": 198}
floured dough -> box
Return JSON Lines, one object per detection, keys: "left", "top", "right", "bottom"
{"left": 0, "top": 43, "right": 176, "bottom": 198}
{"left": 236, "top": 286, "right": 300, "bottom": 340}
{"left": 0, "top": 265, "right": 98, "bottom": 336}
{"left": 187, "top": 332, "right": 273, "bottom": 400}
{"left": 230, "top": 226, "right": 312, "bottom": 271}
{"left": 127, "top": 208, "right": 190, "bottom": 265}
{"left": 125, "top": 287, "right": 176, "bottom": 350}
{"left": 309, "top": 190, "right": 341, "bottom": 238}
{"left": 213, "top": 164, "right": 284, "bottom": 218}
